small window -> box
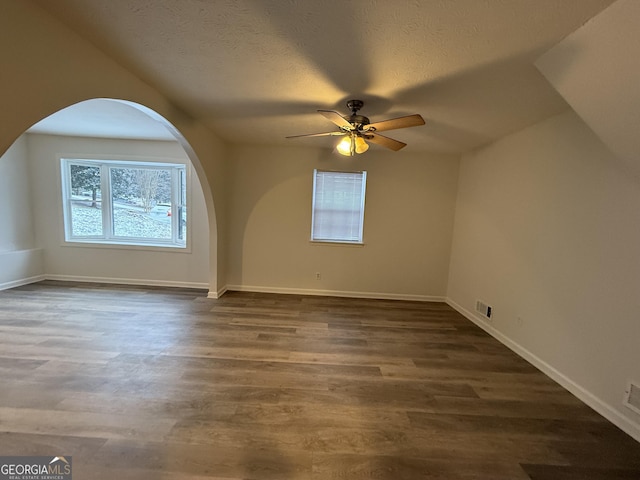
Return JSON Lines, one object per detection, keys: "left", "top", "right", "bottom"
{"left": 61, "top": 158, "right": 187, "bottom": 248}
{"left": 311, "top": 169, "right": 367, "bottom": 244}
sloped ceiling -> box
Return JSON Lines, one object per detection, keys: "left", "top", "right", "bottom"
{"left": 28, "top": 99, "right": 176, "bottom": 141}
{"left": 537, "top": 0, "right": 640, "bottom": 176}
{"left": 30, "top": 0, "right": 614, "bottom": 154}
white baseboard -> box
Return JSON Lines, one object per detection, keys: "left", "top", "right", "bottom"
{"left": 223, "top": 284, "right": 445, "bottom": 302}
{"left": 0, "top": 274, "right": 47, "bottom": 291}
{"left": 446, "top": 297, "right": 640, "bottom": 443}
{"left": 208, "top": 285, "right": 228, "bottom": 299}
{"left": 43, "top": 274, "right": 208, "bottom": 291}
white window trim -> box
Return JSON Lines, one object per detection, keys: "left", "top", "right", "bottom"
{"left": 311, "top": 169, "right": 367, "bottom": 245}
{"left": 60, "top": 157, "right": 191, "bottom": 250}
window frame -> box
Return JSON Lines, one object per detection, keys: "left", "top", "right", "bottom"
{"left": 310, "top": 169, "right": 367, "bottom": 245}
{"left": 60, "top": 157, "right": 190, "bottom": 250}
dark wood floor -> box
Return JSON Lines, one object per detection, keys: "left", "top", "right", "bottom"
{"left": 0, "top": 281, "right": 639, "bottom": 479}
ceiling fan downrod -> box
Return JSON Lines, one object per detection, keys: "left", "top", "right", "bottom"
{"left": 346, "top": 99, "right": 369, "bottom": 129}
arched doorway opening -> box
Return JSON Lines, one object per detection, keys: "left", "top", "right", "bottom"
{"left": 0, "top": 98, "right": 218, "bottom": 294}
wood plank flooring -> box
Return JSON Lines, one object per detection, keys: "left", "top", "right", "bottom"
{"left": 1, "top": 281, "right": 639, "bottom": 479}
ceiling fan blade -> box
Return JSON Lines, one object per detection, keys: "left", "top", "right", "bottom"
{"left": 318, "top": 110, "right": 354, "bottom": 130}
{"left": 366, "top": 132, "right": 407, "bottom": 151}
{"left": 366, "top": 114, "right": 425, "bottom": 132}
{"left": 286, "top": 131, "right": 346, "bottom": 139}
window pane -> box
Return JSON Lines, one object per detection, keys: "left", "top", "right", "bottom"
{"left": 70, "top": 200, "right": 102, "bottom": 236}
{"left": 110, "top": 167, "right": 172, "bottom": 240}
{"left": 69, "top": 165, "right": 102, "bottom": 236}
{"left": 312, "top": 170, "right": 366, "bottom": 243}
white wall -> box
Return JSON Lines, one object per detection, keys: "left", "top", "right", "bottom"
{"left": 447, "top": 110, "right": 640, "bottom": 440}
{"left": 26, "top": 133, "right": 210, "bottom": 288}
{"left": 226, "top": 144, "right": 459, "bottom": 299}
{"left": 0, "top": 136, "right": 43, "bottom": 287}
{"left": 0, "top": 136, "right": 35, "bottom": 252}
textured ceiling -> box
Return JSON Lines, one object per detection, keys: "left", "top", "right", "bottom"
{"left": 31, "top": 0, "right": 615, "bottom": 154}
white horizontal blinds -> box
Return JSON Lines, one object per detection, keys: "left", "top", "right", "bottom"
{"left": 312, "top": 170, "right": 366, "bottom": 242}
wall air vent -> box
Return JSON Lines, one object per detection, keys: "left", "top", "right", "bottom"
{"left": 623, "top": 381, "right": 640, "bottom": 415}
{"left": 475, "top": 300, "right": 492, "bottom": 319}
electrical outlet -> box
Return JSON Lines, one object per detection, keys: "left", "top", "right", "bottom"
{"left": 315, "top": 272, "right": 321, "bottom": 280}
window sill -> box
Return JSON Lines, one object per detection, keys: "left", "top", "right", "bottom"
{"left": 62, "top": 240, "right": 190, "bottom": 253}
{"left": 309, "top": 240, "right": 365, "bottom": 247}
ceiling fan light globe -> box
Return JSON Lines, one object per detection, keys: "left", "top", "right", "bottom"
{"left": 355, "top": 137, "right": 369, "bottom": 154}
{"left": 336, "top": 136, "right": 354, "bottom": 156}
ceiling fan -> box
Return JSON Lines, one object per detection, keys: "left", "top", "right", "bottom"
{"left": 286, "top": 99, "right": 425, "bottom": 156}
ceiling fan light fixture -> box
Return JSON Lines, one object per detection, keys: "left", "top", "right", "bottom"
{"left": 336, "top": 135, "right": 355, "bottom": 156}
{"left": 337, "top": 134, "right": 368, "bottom": 156}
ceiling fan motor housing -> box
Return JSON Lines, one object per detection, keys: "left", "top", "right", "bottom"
{"left": 349, "top": 115, "right": 370, "bottom": 128}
